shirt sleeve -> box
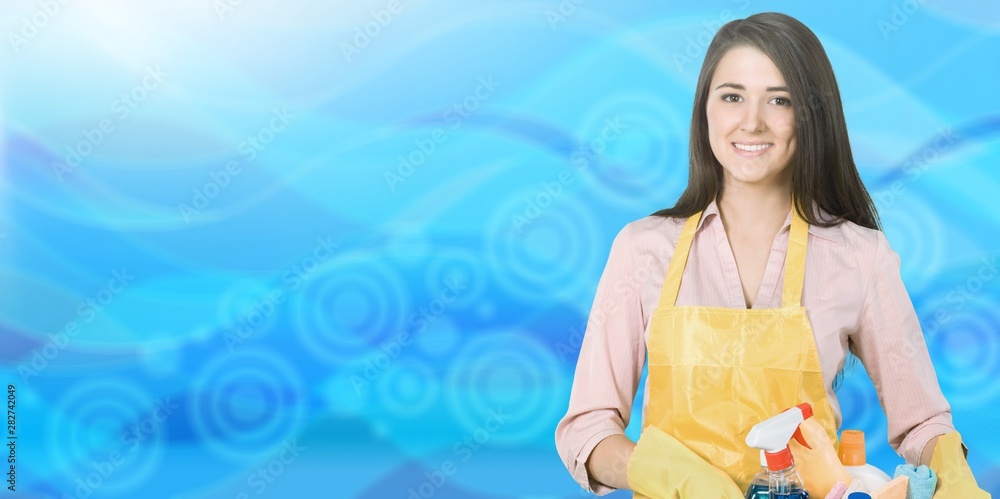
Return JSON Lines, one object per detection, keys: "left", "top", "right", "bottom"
{"left": 554, "top": 223, "right": 648, "bottom": 494}
{"left": 851, "top": 230, "right": 954, "bottom": 465}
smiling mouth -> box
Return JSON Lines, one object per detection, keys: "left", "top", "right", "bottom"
{"left": 733, "top": 142, "right": 773, "bottom": 152}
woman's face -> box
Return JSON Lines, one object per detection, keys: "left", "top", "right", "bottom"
{"left": 706, "top": 46, "right": 797, "bottom": 190}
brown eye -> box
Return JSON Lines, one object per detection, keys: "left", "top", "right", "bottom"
{"left": 771, "top": 97, "right": 792, "bottom": 106}
{"left": 722, "top": 94, "right": 742, "bottom": 103}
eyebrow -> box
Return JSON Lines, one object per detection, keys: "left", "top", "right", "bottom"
{"left": 713, "top": 83, "right": 789, "bottom": 92}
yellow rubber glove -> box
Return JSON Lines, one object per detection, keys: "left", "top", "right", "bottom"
{"left": 930, "top": 432, "right": 991, "bottom": 498}
{"left": 626, "top": 425, "right": 744, "bottom": 499}
{"left": 789, "top": 419, "right": 853, "bottom": 498}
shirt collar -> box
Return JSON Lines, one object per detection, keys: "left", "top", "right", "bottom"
{"left": 696, "top": 199, "right": 846, "bottom": 246}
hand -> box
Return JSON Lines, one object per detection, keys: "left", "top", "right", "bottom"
{"left": 627, "top": 425, "right": 744, "bottom": 499}
{"left": 789, "top": 419, "right": 852, "bottom": 497}
{"left": 930, "top": 432, "right": 990, "bottom": 498}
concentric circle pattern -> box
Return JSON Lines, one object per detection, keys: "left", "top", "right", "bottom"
{"left": 292, "top": 256, "right": 409, "bottom": 363}
{"left": 486, "top": 195, "right": 601, "bottom": 301}
{"left": 189, "top": 349, "right": 306, "bottom": 462}
{"left": 446, "top": 332, "right": 564, "bottom": 445}
{"left": 47, "top": 378, "right": 164, "bottom": 494}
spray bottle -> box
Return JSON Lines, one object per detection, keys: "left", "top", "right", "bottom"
{"left": 745, "top": 403, "right": 813, "bottom": 499}
{"left": 744, "top": 450, "right": 771, "bottom": 499}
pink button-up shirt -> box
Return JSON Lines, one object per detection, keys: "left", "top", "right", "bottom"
{"left": 555, "top": 200, "right": 954, "bottom": 494}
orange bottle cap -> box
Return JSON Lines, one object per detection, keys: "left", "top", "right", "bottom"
{"left": 839, "top": 429, "right": 867, "bottom": 466}
{"left": 765, "top": 448, "right": 794, "bottom": 471}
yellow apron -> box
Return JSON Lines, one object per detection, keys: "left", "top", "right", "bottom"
{"left": 639, "top": 208, "right": 839, "bottom": 494}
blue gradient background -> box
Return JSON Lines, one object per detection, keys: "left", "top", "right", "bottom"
{"left": 1, "top": 1, "right": 998, "bottom": 497}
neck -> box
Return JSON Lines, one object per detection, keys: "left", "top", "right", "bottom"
{"left": 717, "top": 183, "right": 793, "bottom": 237}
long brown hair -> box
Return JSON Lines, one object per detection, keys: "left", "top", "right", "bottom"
{"left": 653, "top": 12, "right": 880, "bottom": 230}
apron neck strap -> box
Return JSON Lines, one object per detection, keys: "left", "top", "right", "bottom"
{"left": 657, "top": 211, "right": 702, "bottom": 309}
{"left": 657, "top": 206, "right": 810, "bottom": 309}
{"left": 782, "top": 206, "right": 809, "bottom": 308}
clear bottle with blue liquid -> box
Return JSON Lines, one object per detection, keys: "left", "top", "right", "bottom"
{"left": 745, "top": 404, "right": 815, "bottom": 499}
{"left": 766, "top": 458, "right": 808, "bottom": 499}
{"left": 744, "top": 450, "right": 770, "bottom": 499}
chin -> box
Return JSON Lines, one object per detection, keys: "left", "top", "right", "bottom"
{"left": 723, "top": 166, "right": 782, "bottom": 185}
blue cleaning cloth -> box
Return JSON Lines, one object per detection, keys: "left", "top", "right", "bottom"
{"left": 894, "top": 464, "right": 937, "bottom": 499}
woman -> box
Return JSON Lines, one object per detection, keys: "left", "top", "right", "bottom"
{"left": 554, "top": 12, "right": 988, "bottom": 498}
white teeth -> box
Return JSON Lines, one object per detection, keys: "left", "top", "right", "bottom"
{"left": 734, "top": 143, "right": 772, "bottom": 152}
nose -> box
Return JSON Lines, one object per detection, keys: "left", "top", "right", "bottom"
{"left": 739, "top": 103, "right": 764, "bottom": 133}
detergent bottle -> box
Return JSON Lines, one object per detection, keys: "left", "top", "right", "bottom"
{"left": 744, "top": 450, "right": 770, "bottom": 499}
{"left": 789, "top": 418, "right": 853, "bottom": 496}
{"left": 838, "top": 430, "right": 891, "bottom": 490}
{"left": 746, "top": 403, "right": 813, "bottom": 499}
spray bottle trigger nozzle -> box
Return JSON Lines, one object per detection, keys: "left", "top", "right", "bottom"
{"left": 795, "top": 403, "right": 813, "bottom": 419}
{"left": 791, "top": 403, "right": 813, "bottom": 450}
{"left": 792, "top": 426, "right": 811, "bottom": 450}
